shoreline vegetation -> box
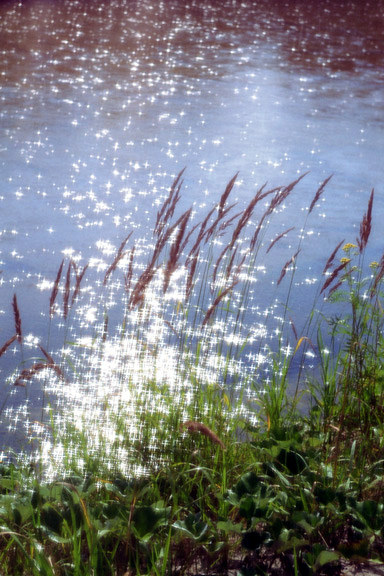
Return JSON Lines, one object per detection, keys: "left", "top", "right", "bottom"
{"left": 1, "top": 172, "right": 384, "bottom": 574}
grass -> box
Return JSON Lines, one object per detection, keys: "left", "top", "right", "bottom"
{"left": 0, "top": 172, "right": 384, "bottom": 574}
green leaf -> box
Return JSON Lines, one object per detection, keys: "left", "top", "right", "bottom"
{"left": 314, "top": 550, "right": 341, "bottom": 571}
{"left": 41, "top": 504, "right": 63, "bottom": 534}
{"left": 238, "top": 496, "right": 258, "bottom": 522}
{"left": 277, "top": 449, "right": 307, "bottom": 475}
{"left": 40, "top": 527, "right": 71, "bottom": 545}
{"left": 216, "top": 519, "right": 243, "bottom": 534}
{"left": 234, "top": 471, "right": 260, "bottom": 497}
{"left": 356, "top": 500, "right": 378, "bottom": 526}
{"left": 12, "top": 502, "right": 33, "bottom": 526}
{"left": 314, "top": 485, "right": 337, "bottom": 505}
{"left": 132, "top": 505, "right": 170, "bottom": 540}
{"left": 173, "top": 513, "right": 208, "bottom": 541}
{"left": 277, "top": 535, "right": 308, "bottom": 554}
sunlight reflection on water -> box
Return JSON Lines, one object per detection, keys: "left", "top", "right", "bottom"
{"left": 0, "top": 174, "right": 341, "bottom": 477}
{"left": 0, "top": 0, "right": 383, "bottom": 474}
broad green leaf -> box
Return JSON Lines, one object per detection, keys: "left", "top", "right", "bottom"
{"left": 314, "top": 550, "right": 340, "bottom": 570}
{"left": 132, "top": 505, "right": 170, "bottom": 540}
{"left": 277, "top": 449, "right": 307, "bottom": 475}
{"left": 241, "top": 530, "right": 265, "bottom": 550}
{"left": 216, "top": 520, "right": 243, "bottom": 534}
{"left": 173, "top": 513, "right": 208, "bottom": 541}
{"left": 234, "top": 471, "right": 260, "bottom": 497}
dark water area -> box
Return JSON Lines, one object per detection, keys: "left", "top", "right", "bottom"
{"left": 0, "top": 0, "right": 383, "bottom": 457}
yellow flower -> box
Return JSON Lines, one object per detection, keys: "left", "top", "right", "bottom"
{"left": 340, "top": 257, "right": 351, "bottom": 264}
{"left": 370, "top": 261, "right": 379, "bottom": 269}
{"left": 342, "top": 243, "right": 357, "bottom": 252}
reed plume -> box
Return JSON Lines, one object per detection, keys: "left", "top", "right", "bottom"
{"left": 38, "top": 345, "right": 66, "bottom": 382}
{"left": 14, "top": 347, "right": 66, "bottom": 386}
{"left": 217, "top": 208, "right": 242, "bottom": 236}
{"left": 277, "top": 249, "right": 301, "bottom": 286}
{"left": 322, "top": 239, "right": 345, "bottom": 275}
{"left": 224, "top": 246, "right": 239, "bottom": 281}
{"left": 0, "top": 334, "right": 18, "bottom": 358}
{"left": 185, "top": 175, "right": 239, "bottom": 265}
{"left": 50, "top": 259, "right": 64, "bottom": 318}
{"left": 229, "top": 183, "right": 269, "bottom": 251}
{"left": 12, "top": 294, "right": 22, "bottom": 344}
{"left": 327, "top": 278, "right": 345, "bottom": 298}
{"left": 103, "top": 232, "right": 133, "bottom": 286}
{"left": 212, "top": 184, "right": 274, "bottom": 279}
{"left": 218, "top": 172, "right": 238, "bottom": 219}
{"left": 14, "top": 363, "right": 48, "bottom": 386}
{"left": 128, "top": 212, "right": 182, "bottom": 305}
{"left": 203, "top": 175, "right": 239, "bottom": 242}
{"left": 370, "top": 253, "right": 384, "bottom": 298}
{"left": 129, "top": 266, "right": 157, "bottom": 309}
{"left": 124, "top": 246, "right": 136, "bottom": 294}
{"left": 202, "top": 278, "right": 239, "bottom": 326}
{"left": 290, "top": 317, "right": 298, "bottom": 341}
{"left": 71, "top": 261, "right": 88, "bottom": 306}
{"left": 186, "top": 207, "right": 215, "bottom": 266}
{"left": 205, "top": 202, "right": 239, "bottom": 244}
{"left": 282, "top": 172, "right": 309, "bottom": 198}
{"left": 357, "top": 188, "right": 374, "bottom": 253}
{"left": 63, "top": 261, "right": 71, "bottom": 320}
{"left": 154, "top": 168, "right": 185, "bottom": 237}
{"left": 267, "top": 227, "right": 295, "bottom": 254}
{"left": 181, "top": 421, "right": 225, "bottom": 450}
{"left": 186, "top": 251, "right": 199, "bottom": 300}
{"left": 213, "top": 241, "right": 247, "bottom": 287}
{"left": 308, "top": 174, "right": 333, "bottom": 215}
{"left": 179, "top": 220, "right": 201, "bottom": 257}
{"left": 249, "top": 173, "right": 307, "bottom": 251}
{"left": 163, "top": 208, "right": 192, "bottom": 293}
{"left": 320, "top": 260, "right": 349, "bottom": 295}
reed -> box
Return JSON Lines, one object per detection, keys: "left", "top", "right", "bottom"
{"left": 49, "top": 259, "right": 64, "bottom": 318}
{"left": 322, "top": 238, "right": 345, "bottom": 275}
{"left": 1, "top": 172, "right": 382, "bottom": 483}
{"left": 163, "top": 208, "right": 192, "bottom": 293}
{"left": 202, "top": 278, "right": 239, "bottom": 326}
{"left": 38, "top": 345, "right": 67, "bottom": 383}
{"left": 180, "top": 420, "right": 226, "bottom": 450}
{"left": 13, "top": 350, "right": 66, "bottom": 387}
{"left": 103, "top": 231, "right": 133, "bottom": 286}
{"left": 0, "top": 172, "right": 384, "bottom": 575}
{"left": 63, "top": 261, "right": 71, "bottom": 320}
{"left": 71, "top": 260, "right": 88, "bottom": 306}
{"left": 128, "top": 265, "right": 157, "bottom": 309}
{"left": 0, "top": 334, "right": 18, "bottom": 358}
{"left": 308, "top": 173, "right": 333, "bottom": 214}
{"left": 276, "top": 248, "right": 301, "bottom": 286}
{"left": 357, "top": 187, "right": 374, "bottom": 252}
{"left": 124, "top": 246, "right": 136, "bottom": 294}
{"left": 370, "top": 252, "right": 384, "bottom": 297}
{"left": 266, "top": 226, "right": 295, "bottom": 254}
{"left": 154, "top": 168, "right": 185, "bottom": 237}
{"left": 12, "top": 294, "right": 22, "bottom": 347}
{"left": 320, "top": 259, "right": 349, "bottom": 295}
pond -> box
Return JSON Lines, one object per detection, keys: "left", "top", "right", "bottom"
{"left": 0, "top": 0, "right": 383, "bottom": 469}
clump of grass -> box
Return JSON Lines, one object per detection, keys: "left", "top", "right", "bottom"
{"left": 307, "top": 188, "right": 384, "bottom": 481}
{"left": 0, "top": 172, "right": 384, "bottom": 574}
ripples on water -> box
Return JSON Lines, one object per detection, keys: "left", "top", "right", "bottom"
{"left": 0, "top": 0, "right": 383, "bottom": 474}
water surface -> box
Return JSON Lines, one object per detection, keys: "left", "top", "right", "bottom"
{"left": 0, "top": 0, "right": 383, "bottom": 462}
